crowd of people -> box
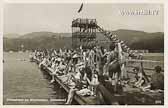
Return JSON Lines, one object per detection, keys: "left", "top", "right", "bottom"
{"left": 30, "top": 44, "right": 164, "bottom": 104}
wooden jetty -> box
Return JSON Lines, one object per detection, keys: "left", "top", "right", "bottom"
{"left": 33, "top": 59, "right": 164, "bottom": 105}
{"left": 35, "top": 59, "right": 98, "bottom": 104}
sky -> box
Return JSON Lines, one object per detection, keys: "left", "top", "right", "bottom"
{"left": 4, "top": 3, "right": 164, "bottom": 35}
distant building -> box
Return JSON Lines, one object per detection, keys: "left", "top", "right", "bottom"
{"left": 132, "top": 50, "right": 149, "bottom": 53}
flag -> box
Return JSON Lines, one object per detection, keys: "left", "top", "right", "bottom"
{"left": 78, "top": 3, "right": 83, "bottom": 13}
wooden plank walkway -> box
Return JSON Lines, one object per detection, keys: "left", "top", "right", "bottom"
{"left": 36, "top": 59, "right": 97, "bottom": 105}
{"left": 34, "top": 59, "right": 164, "bottom": 105}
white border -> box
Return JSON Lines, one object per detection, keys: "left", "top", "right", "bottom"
{"left": 0, "top": 0, "right": 167, "bottom": 108}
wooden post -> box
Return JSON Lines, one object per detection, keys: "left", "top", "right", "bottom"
{"left": 140, "top": 55, "right": 150, "bottom": 83}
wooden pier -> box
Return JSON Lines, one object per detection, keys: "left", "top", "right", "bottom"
{"left": 35, "top": 59, "right": 98, "bottom": 104}
{"left": 33, "top": 59, "right": 164, "bottom": 105}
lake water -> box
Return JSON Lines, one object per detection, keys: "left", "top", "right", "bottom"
{"left": 3, "top": 52, "right": 163, "bottom": 105}
{"left": 3, "top": 52, "right": 67, "bottom": 105}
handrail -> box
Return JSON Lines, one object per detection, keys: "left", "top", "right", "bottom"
{"left": 126, "top": 59, "right": 163, "bottom": 63}
{"left": 125, "top": 59, "right": 164, "bottom": 71}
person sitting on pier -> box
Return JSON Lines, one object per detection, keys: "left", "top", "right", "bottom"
{"left": 52, "top": 58, "right": 65, "bottom": 76}
{"left": 50, "top": 56, "right": 67, "bottom": 83}
{"left": 65, "top": 64, "right": 93, "bottom": 104}
{"left": 58, "top": 59, "right": 66, "bottom": 75}
{"left": 65, "top": 49, "right": 72, "bottom": 64}
{"left": 133, "top": 67, "right": 146, "bottom": 88}
{"left": 51, "top": 58, "right": 56, "bottom": 70}
{"left": 89, "top": 69, "right": 99, "bottom": 96}
{"left": 39, "top": 57, "right": 48, "bottom": 68}
{"left": 151, "top": 66, "right": 164, "bottom": 90}
{"left": 142, "top": 66, "right": 164, "bottom": 91}
{"left": 72, "top": 52, "right": 79, "bottom": 72}
{"left": 65, "top": 64, "right": 84, "bottom": 104}
{"left": 50, "top": 59, "right": 58, "bottom": 83}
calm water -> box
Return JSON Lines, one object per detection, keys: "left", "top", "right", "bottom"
{"left": 3, "top": 52, "right": 163, "bottom": 105}
{"left": 3, "top": 52, "right": 67, "bottom": 105}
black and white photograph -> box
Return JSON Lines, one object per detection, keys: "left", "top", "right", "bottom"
{"left": 3, "top": 2, "right": 164, "bottom": 105}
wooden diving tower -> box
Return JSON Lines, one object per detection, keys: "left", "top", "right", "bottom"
{"left": 72, "top": 18, "right": 97, "bottom": 49}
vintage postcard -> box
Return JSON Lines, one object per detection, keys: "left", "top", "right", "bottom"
{"left": 2, "top": 1, "right": 165, "bottom": 106}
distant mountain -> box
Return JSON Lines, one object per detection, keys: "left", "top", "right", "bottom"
{"left": 3, "top": 32, "right": 72, "bottom": 51}
{"left": 20, "top": 32, "right": 59, "bottom": 39}
{"left": 3, "top": 30, "right": 164, "bottom": 52}
{"left": 4, "top": 33, "right": 20, "bottom": 38}
{"left": 96, "top": 29, "right": 164, "bottom": 52}
{"left": 20, "top": 32, "right": 72, "bottom": 39}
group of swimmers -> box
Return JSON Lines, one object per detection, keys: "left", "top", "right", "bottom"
{"left": 30, "top": 44, "right": 164, "bottom": 104}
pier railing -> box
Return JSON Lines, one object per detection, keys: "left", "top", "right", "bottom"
{"left": 125, "top": 59, "right": 164, "bottom": 77}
